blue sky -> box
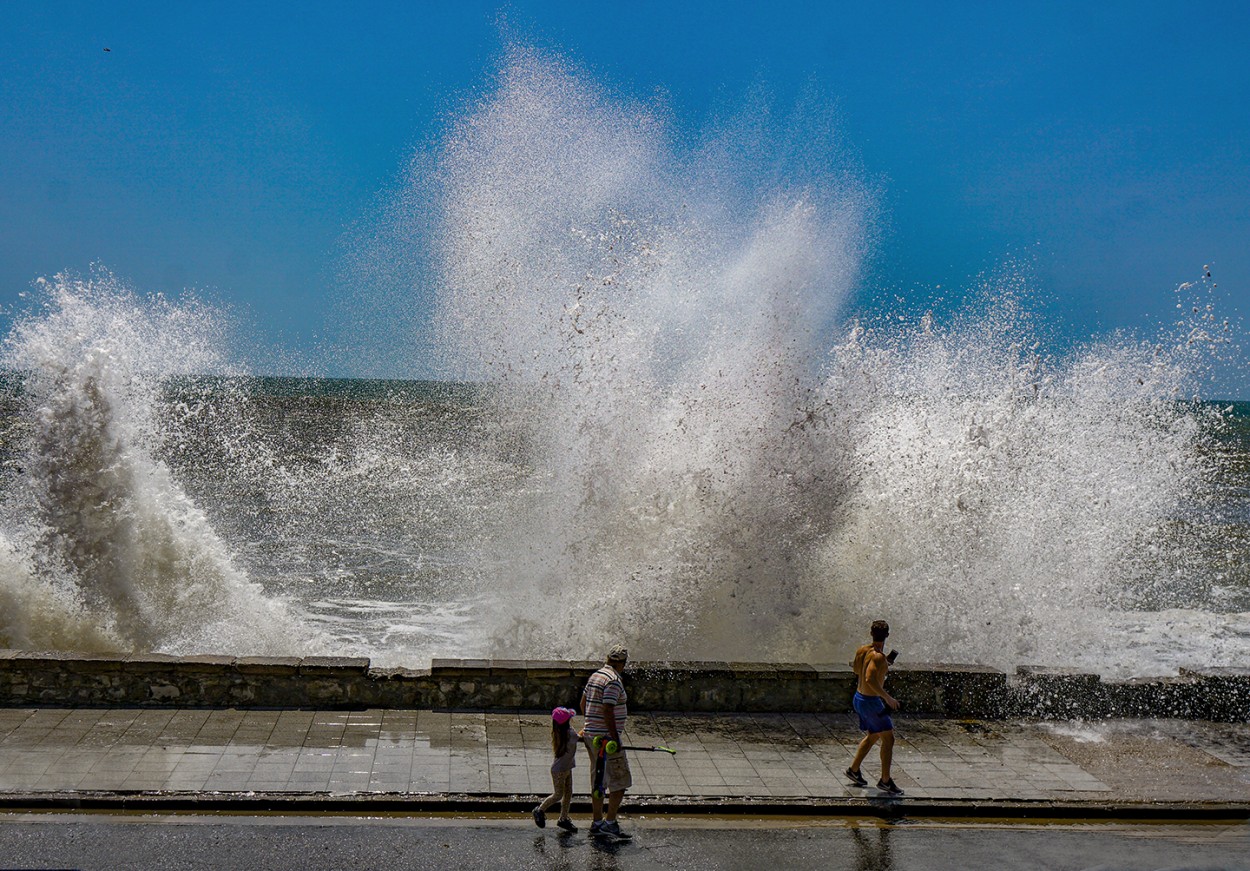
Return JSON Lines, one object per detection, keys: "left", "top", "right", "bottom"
{"left": 1, "top": 1, "right": 1247, "bottom": 395}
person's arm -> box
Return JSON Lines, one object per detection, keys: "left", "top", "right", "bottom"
{"left": 603, "top": 703, "right": 618, "bottom": 743}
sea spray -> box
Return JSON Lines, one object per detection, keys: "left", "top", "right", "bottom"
{"left": 432, "top": 49, "right": 869, "bottom": 658}
{"left": 422, "top": 48, "right": 1244, "bottom": 673}
{"left": 808, "top": 282, "right": 1230, "bottom": 672}
{"left": 0, "top": 530, "right": 113, "bottom": 650}
{"left": 0, "top": 270, "right": 310, "bottom": 654}
{"left": 0, "top": 51, "right": 1242, "bottom": 677}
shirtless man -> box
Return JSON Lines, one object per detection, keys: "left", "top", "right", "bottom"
{"left": 846, "top": 620, "right": 903, "bottom": 795}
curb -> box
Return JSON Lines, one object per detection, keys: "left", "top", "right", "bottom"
{"left": 1, "top": 791, "right": 1247, "bottom": 822}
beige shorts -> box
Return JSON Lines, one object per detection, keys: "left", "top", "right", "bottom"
{"left": 582, "top": 733, "right": 632, "bottom": 793}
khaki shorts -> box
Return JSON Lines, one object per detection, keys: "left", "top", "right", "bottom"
{"left": 582, "top": 733, "right": 632, "bottom": 793}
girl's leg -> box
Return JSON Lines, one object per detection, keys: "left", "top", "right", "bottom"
{"left": 537, "top": 771, "right": 563, "bottom": 813}
{"left": 558, "top": 770, "right": 573, "bottom": 820}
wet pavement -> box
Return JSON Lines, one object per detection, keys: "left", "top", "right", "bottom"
{"left": 0, "top": 709, "right": 1247, "bottom": 815}
{"left": 0, "top": 814, "right": 1248, "bottom": 871}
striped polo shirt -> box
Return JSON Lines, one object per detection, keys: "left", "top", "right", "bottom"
{"left": 582, "top": 665, "right": 627, "bottom": 734}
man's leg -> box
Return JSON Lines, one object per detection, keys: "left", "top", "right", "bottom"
{"left": 586, "top": 741, "right": 604, "bottom": 822}
{"left": 878, "top": 729, "right": 895, "bottom": 782}
{"left": 850, "top": 731, "right": 879, "bottom": 772}
{"left": 605, "top": 788, "right": 624, "bottom": 821}
{"left": 601, "top": 750, "right": 631, "bottom": 830}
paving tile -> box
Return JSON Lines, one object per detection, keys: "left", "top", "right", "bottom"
{"left": 1, "top": 708, "right": 1247, "bottom": 806}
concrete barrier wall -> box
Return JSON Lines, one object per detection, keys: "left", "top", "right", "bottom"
{"left": 0, "top": 650, "right": 1246, "bottom": 720}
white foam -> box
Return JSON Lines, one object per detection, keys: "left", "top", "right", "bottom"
{"left": 0, "top": 270, "right": 315, "bottom": 655}
{"left": 422, "top": 48, "right": 1244, "bottom": 675}
{"left": 3, "top": 52, "right": 1242, "bottom": 678}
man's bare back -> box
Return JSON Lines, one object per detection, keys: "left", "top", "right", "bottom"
{"left": 853, "top": 643, "right": 890, "bottom": 698}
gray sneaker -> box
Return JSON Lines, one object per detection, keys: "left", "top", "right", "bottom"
{"left": 556, "top": 818, "right": 578, "bottom": 833}
{"left": 598, "top": 820, "right": 632, "bottom": 840}
{"left": 876, "top": 778, "right": 904, "bottom": 796}
{"left": 532, "top": 807, "right": 546, "bottom": 827}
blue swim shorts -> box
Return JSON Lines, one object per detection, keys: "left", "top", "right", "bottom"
{"left": 853, "top": 692, "right": 894, "bottom": 733}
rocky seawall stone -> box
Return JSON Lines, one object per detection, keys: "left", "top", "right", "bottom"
{"left": 0, "top": 650, "right": 1245, "bottom": 720}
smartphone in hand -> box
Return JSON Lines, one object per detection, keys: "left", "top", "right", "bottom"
{"left": 886, "top": 649, "right": 899, "bottom": 664}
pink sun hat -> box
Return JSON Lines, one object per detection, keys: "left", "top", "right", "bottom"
{"left": 551, "top": 706, "right": 576, "bottom": 724}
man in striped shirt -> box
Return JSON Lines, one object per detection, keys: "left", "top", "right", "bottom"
{"left": 580, "top": 644, "right": 631, "bottom": 837}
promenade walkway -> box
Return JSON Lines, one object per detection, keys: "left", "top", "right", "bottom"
{"left": 1, "top": 708, "right": 1247, "bottom": 816}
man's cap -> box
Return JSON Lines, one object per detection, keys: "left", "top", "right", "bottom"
{"left": 607, "top": 644, "right": 628, "bottom": 662}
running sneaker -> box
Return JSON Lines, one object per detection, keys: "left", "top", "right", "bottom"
{"left": 532, "top": 807, "right": 546, "bottom": 827}
{"left": 556, "top": 818, "right": 578, "bottom": 833}
{"left": 876, "top": 778, "right": 904, "bottom": 795}
{"left": 844, "top": 767, "right": 868, "bottom": 787}
{"left": 589, "top": 820, "right": 604, "bottom": 835}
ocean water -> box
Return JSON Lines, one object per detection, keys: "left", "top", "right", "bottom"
{"left": 0, "top": 354, "right": 1245, "bottom": 677}
{"left": 1, "top": 48, "right": 1246, "bottom": 676}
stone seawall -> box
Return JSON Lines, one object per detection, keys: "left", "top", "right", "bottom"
{"left": 0, "top": 651, "right": 1246, "bottom": 720}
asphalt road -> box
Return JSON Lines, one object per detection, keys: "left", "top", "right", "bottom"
{"left": 0, "top": 813, "right": 1246, "bottom": 871}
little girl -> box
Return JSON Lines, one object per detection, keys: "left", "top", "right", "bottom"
{"left": 531, "top": 706, "right": 579, "bottom": 832}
